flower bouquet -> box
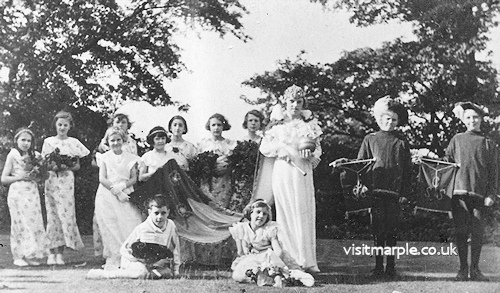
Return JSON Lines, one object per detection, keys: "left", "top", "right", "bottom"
{"left": 227, "top": 140, "right": 259, "bottom": 181}
{"left": 245, "top": 266, "right": 305, "bottom": 288}
{"left": 23, "top": 153, "right": 47, "bottom": 182}
{"left": 187, "top": 151, "right": 219, "bottom": 187}
{"left": 45, "top": 147, "right": 78, "bottom": 174}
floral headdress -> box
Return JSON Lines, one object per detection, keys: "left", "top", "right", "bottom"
{"left": 452, "top": 101, "right": 487, "bottom": 124}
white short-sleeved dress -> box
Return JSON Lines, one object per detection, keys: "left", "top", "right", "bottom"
{"left": 229, "top": 221, "right": 300, "bottom": 282}
{"left": 165, "top": 140, "right": 197, "bottom": 171}
{"left": 41, "top": 136, "right": 90, "bottom": 250}
{"left": 94, "top": 151, "right": 143, "bottom": 266}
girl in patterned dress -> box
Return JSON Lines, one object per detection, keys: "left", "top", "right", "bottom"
{"left": 166, "top": 116, "right": 197, "bottom": 171}
{"left": 1, "top": 128, "right": 49, "bottom": 267}
{"left": 197, "top": 113, "right": 237, "bottom": 209}
{"left": 229, "top": 200, "right": 314, "bottom": 287}
{"left": 42, "top": 111, "right": 90, "bottom": 265}
{"left": 94, "top": 126, "right": 143, "bottom": 270}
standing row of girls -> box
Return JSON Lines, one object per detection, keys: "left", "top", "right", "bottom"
{"left": 1, "top": 111, "right": 89, "bottom": 266}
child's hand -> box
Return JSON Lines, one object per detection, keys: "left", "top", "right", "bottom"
{"left": 299, "top": 149, "right": 312, "bottom": 159}
{"left": 277, "top": 148, "right": 291, "bottom": 163}
{"left": 151, "top": 259, "right": 169, "bottom": 268}
{"left": 484, "top": 197, "right": 494, "bottom": 207}
{"left": 110, "top": 182, "right": 126, "bottom": 194}
{"left": 116, "top": 192, "right": 130, "bottom": 202}
{"left": 330, "top": 158, "right": 349, "bottom": 169}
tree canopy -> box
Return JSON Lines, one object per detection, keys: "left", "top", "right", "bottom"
{"left": 0, "top": 0, "right": 248, "bottom": 139}
{"left": 243, "top": 0, "right": 500, "bottom": 157}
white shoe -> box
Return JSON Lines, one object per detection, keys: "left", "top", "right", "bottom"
{"left": 55, "top": 254, "right": 65, "bottom": 265}
{"left": 290, "top": 270, "right": 315, "bottom": 287}
{"left": 13, "top": 259, "right": 29, "bottom": 267}
{"left": 47, "top": 254, "right": 56, "bottom": 265}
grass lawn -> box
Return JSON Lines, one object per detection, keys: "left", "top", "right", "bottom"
{"left": 1, "top": 235, "right": 500, "bottom": 292}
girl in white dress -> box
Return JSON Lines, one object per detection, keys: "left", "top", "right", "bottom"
{"left": 166, "top": 116, "right": 197, "bottom": 171}
{"left": 94, "top": 126, "right": 143, "bottom": 270}
{"left": 241, "top": 110, "right": 265, "bottom": 143}
{"left": 93, "top": 113, "right": 137, "bottom": 257}
{"left": 1, "top": 128, "right": 49, "bottom": 267}
{"left": 197, "top": 113, "right": 237, "bottom": 209}
{"left": 229, "top": 200, "right": 314, "bottom": 287}
{"left": 259, "top": 85, "right": 322, "bottom": 273}
{"left": 139, "top": 126, "right": 175, "bottom": 182}
{"left": 42, "top": 111, "right": 90, "bottom": 265}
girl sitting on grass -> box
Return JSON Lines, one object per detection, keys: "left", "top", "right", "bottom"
{"left": 229, "top": 200, "right": 314, "bottom": 287}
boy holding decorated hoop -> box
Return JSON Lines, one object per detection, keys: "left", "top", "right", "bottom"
{"left": 446, "top": 102, "right": 498, "bottom": 282}
{"left": 355, "top": 97, "right": 411, "bottom": 278}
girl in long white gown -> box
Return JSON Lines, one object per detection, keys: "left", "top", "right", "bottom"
{"left": 259, "top": 85, "right": 322, "bottom": 273}
{"left": 94, "top": 126, "right": 143, "bottom": 270}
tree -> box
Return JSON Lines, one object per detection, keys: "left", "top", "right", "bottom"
{"left": 243, "top": 0, "right": 500, "bottom": 157}
{"left": 0, "top": 0, "right": 248, "bottom": 137}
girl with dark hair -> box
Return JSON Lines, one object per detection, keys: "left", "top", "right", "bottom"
{"left": 139, "top": 126, "right": 174, "bottom": 182}
{"left": 166, "top": 116, "right": 197, "bottom": 170}
{"left": 197, "top": 113, "right": 237, "bottom": 209}
{"left": 242, "top": 110, "right": 265, "bottom": 143}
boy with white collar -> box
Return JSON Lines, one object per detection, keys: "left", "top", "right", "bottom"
{"left": 87, "top": 194, "right": 180, "bottom": 279}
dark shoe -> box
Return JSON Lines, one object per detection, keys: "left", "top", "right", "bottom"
{"left": 470, "top": 268, "right": 489, "bottom": 282}
{"left": 455, "top": 268, "right": 469, "bottom": 281}
{"left": 371, "top": 266, "right": 384, "bottom": 279}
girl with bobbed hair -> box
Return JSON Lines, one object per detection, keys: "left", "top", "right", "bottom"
{"left": 166, "top": 115, "right": 197, "bottom": 170}
{"left": 42, "top": 110, "right": 90, "bottom": 265}
{"left": 139, "top": 126, "right": 174, "bottom": 182}
{"left": 197, "top": 113, "right": 237, "bottom": 209}
{"left": 242, "top": 110, "right": 265, "bottom": 143}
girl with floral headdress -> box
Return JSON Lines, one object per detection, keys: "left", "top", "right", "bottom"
{"left": 258, "top": 85, "right": 323, "bottom": 273}
{"left": 1, "top": 128, "right": 49, "bottom": 266}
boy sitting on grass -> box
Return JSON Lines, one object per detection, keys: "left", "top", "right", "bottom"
{"left": 87, "top": 194, "right": 180, "bottom": 279}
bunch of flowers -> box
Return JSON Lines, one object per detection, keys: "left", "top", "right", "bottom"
{"left": 22, "top": 153, "right": 46, "bottom": 182}
{"left": 187, "top": 151, "right": 219, "bottom": 187}
{"left": 45, "top": 147, "right": 78, "bottom": 174}
{"left": 227, "top": 140, "right": 259, "bottom": 181}
{"left": 245, "top": 266, "right": 303, "bottom": 287}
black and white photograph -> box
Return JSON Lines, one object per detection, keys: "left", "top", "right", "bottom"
{"left": 1, "top": 0, "right": 500, "bottom": 292}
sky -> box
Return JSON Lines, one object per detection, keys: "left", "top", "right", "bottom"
{"left": 117, "top": 0, "right": 500, "bottom": 143}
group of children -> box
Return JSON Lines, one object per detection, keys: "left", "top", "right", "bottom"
{"left": 333, "top": 98, "right": 497, "bottom": 282}
{"left": 2, "top": 95, "right": 498, "bottom": 285}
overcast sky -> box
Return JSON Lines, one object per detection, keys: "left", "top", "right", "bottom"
{"left": 118, "top": 0, "right": 500, "bottom": 143}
